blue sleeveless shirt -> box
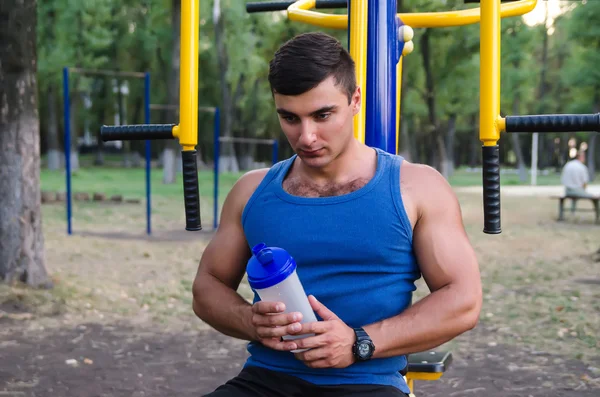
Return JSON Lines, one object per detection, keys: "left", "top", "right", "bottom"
{"left": 241, "top": 148, "right": 420, "bottom": 394}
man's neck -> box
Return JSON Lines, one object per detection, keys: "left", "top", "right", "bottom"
{"left": 296, "top": 140, "right": 375, "bottom": 185}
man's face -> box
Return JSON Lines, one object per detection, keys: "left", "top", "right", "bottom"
{"left": 273, "top": 75, "right": 360, "bottom": 169}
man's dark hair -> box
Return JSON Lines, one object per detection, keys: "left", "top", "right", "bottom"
{"left": 268, "top": 32, "right": 356, "bottom": 104}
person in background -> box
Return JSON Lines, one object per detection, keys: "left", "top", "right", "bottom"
{"left": 561, "top": 149, "right": 594, "bottom": 211}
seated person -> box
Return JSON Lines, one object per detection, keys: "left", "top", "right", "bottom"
{"left": 192, "top": 32, "right": 482, "bottom": 397}
{"left": 561, "top": 150, "right": 595, "bottom": 211}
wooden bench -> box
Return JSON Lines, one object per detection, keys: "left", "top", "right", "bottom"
{"left": 551, "top": 195, "right": 600, "bottom": 224}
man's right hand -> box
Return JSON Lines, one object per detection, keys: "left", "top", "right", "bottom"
{"left": 250, "top": 301, "right": 303, "bottom": 351}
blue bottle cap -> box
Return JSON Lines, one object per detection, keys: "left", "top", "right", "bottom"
{"left": 246, "top": 243, "right": 297, "bottom": 290}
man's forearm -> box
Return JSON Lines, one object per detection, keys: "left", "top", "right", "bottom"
{"left": 192, "top": 273, "right": 256, "bottom": 341}
{"left": 364, "top": 283, "right": 481, "bottom": 359}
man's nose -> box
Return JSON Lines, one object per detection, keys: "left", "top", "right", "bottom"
{"left": 299, "top": 121, "right": 317, "bottom": 146}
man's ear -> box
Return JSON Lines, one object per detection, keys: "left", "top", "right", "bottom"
{"left": 352, "top": 86, "right": 361, "bottom": 115}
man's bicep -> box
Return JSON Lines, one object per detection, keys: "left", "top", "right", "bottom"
{"left": 195, "top": 170, "right": 266, "bottom": 290}
{"left": 412, "top": 181, "right": 480, "bottom": 293}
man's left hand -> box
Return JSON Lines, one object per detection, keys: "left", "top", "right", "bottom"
{"left": 290, "top": 295, "right": 356, "bottom": 369}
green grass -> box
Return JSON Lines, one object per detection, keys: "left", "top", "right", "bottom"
{"left": 41, "top": 165, "right": 563, "bottom": 199}
{"left": 41, "top": 167, "right": 243, "bottom": 199}
{"left": 448, "top": 168, "right": 562, "bottom": 186}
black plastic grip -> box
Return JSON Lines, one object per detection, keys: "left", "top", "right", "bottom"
{"left": 182, "top": 150, "right": 202, "bottom": 231}
{"left": 505, "top": 113, "right": 600, "bottom": 133}
{"left": 482, "top": 145, "right": 501, "bottom": 234}
{"left": 246, "top": 0, "right": 347, "bottom": 13}
{"left": 100, "top": 124, "right": 175, "bottom": 141}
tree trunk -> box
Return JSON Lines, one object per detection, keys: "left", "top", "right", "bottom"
{"left": 510, "top": 98, "right": 527, "bottom": 182}
{"left": 214, "top": 0, "right": 239, "bottom": 172}
{"left": 588, "top": 95, "right": 600, "bottom": 180}
{"left": 420, "top": 29, "right": 448, "bottom": 177}
{"left": 445, "top": 113, "right": 456, "bottom": 177}
{"left": 46, "top": 84, "right": 61, "bottom": 170}
{"left": 162, "top": 0, "right": 181, "bottom": 184}
{"left": 0, "top": 0, "right": 51, "bottom": 287}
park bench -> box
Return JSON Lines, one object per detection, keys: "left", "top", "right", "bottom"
{"left": 551, "top": 195, "right": 600, "bottom": 224}
{"left": 402, "top": 350, "right": 453, "bottom": 395}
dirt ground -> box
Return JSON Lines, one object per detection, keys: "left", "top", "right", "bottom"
{"left": 1, "top": 188, "right": 600, "bottom": 396}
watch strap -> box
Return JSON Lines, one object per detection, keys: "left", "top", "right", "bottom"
{"left": 353, "top": 327, "right": 370, "bottom": 342}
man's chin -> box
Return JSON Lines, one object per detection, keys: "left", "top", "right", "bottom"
{"left": 298, "top": 153, "right": 329, "bottom": 168}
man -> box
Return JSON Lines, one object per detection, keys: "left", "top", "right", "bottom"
{"left": 561, "top": 150, "right": 592, "bottom": 197}
{"left": 193, "top": 32, "right": 482, "bottom": 397}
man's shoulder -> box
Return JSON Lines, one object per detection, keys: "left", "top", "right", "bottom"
{"left": 398, "top": 160, "right": 457, "bottom": 220}
{"left": 399, "top": 160, "right": 450, "bottom": 190}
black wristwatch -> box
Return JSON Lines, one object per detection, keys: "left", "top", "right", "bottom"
{"left": 352, "top": 327, "right": 375, "bottom": 361}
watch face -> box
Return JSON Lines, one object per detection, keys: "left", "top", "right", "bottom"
{"left": 358, "top": 342, "right": 372, "bottom": 358}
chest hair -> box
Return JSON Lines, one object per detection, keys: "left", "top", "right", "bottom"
{"left": 283, "top": 176, "right": 371, "bottom": 198}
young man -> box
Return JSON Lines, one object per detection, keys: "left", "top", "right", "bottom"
{"left": 193, "top": 32, "right": 482, "bottom": 396}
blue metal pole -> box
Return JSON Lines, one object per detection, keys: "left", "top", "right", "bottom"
{"left": 213, "top": 107, "right": 220, "bottom": 230}
{"left": 144, "top": 72, "right": 152, "bottom": 235}
{"left": 63, "top": 67, "right": 72, "bottom": 235}
{"left": 271, "top": 140, "right": 279, "bottom": 165}
{"left": 365, "top": 0, "right": 399, "bottom": 153}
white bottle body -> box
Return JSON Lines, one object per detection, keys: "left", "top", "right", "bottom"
{"left": 253, "top": 270, "right": 317, "bottom": 353}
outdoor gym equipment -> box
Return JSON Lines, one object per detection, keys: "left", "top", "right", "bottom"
{"left": 63, "top": 67, "right": 154, "bottom": 235}
{"left": 100, "top": 0, "right": 202, "bottom": 231}
{"left": 245, "top": 0, "right": 597, "bottom": 395}
{"left": 247, "top": 0, "right": 600, "bottom": 236}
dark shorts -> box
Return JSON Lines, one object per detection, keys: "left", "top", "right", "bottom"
{"left": 203, "top": 366, "right": 409, "bottom": 397}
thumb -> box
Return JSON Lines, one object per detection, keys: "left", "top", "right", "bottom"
{"left": 308, "top": 295, "right": 338, "bottom": 321}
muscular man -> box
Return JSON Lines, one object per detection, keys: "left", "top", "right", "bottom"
{"left": 193, "top": 32, "right": 482, "bottom": 397}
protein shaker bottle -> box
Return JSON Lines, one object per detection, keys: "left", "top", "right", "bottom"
{"left": 246, "top": 242, "right": 318, "bottom": 352}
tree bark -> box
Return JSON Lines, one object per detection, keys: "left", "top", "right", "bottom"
{"left": 214, "top": 0, "right": 239, "bottom": 172}
{"left": 420, "top": 29, "right": 448, "bottom": 177}
{"left": 45, "top": 84, "right": 61, "bottom": 170}
{"left": 0, "top": 0, "right": 51, "bottom": 287}
{"left": 163, "top": 0, "right": 181, "bottom": 184}
{"left": 445, "top": 113, "right": 456, "bottom": 177}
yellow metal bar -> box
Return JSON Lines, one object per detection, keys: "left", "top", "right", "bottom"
{"left": 497, "top": 116, "right": 506, "bottom": 132}
{"left": 349, "top": 0, "right": 368, "bottom": 144}
{"left": 287, "top": 0, "right": 536, "bottom": 30}
{"left": 406, "top": 377, "right": 414, "bottom": 394}
{"left": 406, "top": 372, "right": 444, "bottom": 381}
{"left": 396, "top": 57, "right": 402, "bottom": 154}
{"left": 401, "top": 0, "right": 536, "bottom": 28}
{"left": 178, "top": 0, "right": 199, "bottom": 151}
{"left": 288, "top": 0, "right": 346, "bottom": 28}
{"left": 480, "top": 0, "right": 502, "bottom": 146}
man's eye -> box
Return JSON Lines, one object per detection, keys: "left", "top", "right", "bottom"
{"left": 283, "top": 116, "right": 297, "bottom": 123}
{"left": 317, "top": 113, "right": 331, "bottom": 120}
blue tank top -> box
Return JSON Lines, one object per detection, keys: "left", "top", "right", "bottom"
{"left": 241, "top": 148, "right": 420, "bottom": 394}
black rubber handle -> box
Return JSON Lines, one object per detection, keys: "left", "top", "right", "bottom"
{"left": 246, "top": 0, "right": 347, "bottom": 13}
{"left": 505, "top": 113, "right": 600, "bottom": 133}
{"left": 101, "top": 124, "right": 175, "bottom": 141}
{"left": 482, "top": 145, "right": 501, "bottom": 234}
{"left": 182, "top": 150, "right": 202, "bottom": 231}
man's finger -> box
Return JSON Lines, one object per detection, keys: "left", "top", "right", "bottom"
{"left": 253, "top": 312, "right": 303, "bottom": 327}
{"left": 261, "top": 337, "right": 297, "bottom": 352}
{"left": 291, "top": 320, "right": 330, "bottom": 335}
{"left": 253, "top": 301, "right": 285, "bottom": 314}
{"left": 308, "top": 295, "right": 338, "bottom": 321}
{"left": 294, "top": 344, "right": 329, "bottom": 362}
{"left": 256, "top": 324, "right": 301, "bottom": 339}
{"left": 292, "top": 333, "right": 329, "bottom": 351}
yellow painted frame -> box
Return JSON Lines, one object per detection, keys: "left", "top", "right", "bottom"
{"left": 174, "top": 0, "right": 200, "bottom": 152}
{"left": 287, "top": 0, "right": 537, "bottom": 29}
{"left": 349, "top": 0, "right": 368, "bottom": 143}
